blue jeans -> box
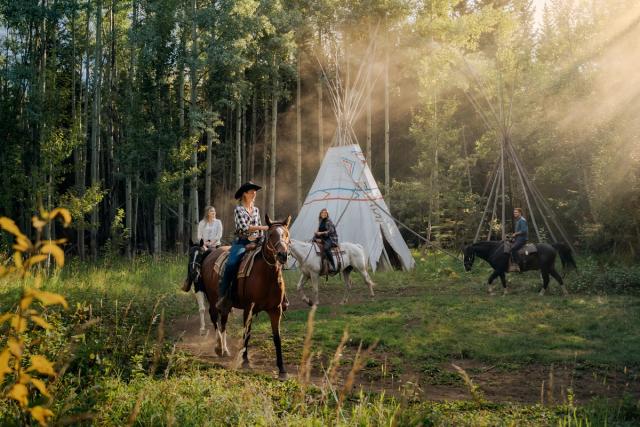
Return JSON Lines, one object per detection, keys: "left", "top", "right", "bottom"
{"left": 511, "top": 237, "right": 527, "bottom": 263}
{"left": 219, "top": 238, "right": 249, "bottom": 297}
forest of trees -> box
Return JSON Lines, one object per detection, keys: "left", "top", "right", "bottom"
{"left": 0, "top": 0, "right": 638, "bottom": 260}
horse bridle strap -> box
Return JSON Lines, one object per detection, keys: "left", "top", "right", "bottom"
{"left": 262, "top": 224, "right": 289, "bottom": 267}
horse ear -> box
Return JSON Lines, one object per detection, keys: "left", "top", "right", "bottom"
{"left": 285, "top": 215, "right": 291, "bottom": 228}
{"left": 199, "top": 239, "right": 204, "bottom": 247}
{"left": 189, "top": 238, "right": 194, "bottom": 247}
{"left": 265, "top": 214, "right": 272, "bottom": 226}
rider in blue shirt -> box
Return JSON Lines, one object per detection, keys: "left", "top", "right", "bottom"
{"left": 510, "top": 208, "right": 528, "bottom": 268}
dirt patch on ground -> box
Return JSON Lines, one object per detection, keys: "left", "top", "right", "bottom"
{"left": 169, "top": 309, "right": 640, "bottom": 404}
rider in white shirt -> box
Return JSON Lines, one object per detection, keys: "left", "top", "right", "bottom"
{"left": 198, "top": 206, "right": 223, "bottom": 249}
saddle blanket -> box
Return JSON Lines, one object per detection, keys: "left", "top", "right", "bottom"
{"left": 212, "top": 247, "right": 261, "bottom": 279}
{"left": 312, "top": 242, "right": 345, "bottom": 255}
{"left": 504, "top": 241, "right": 537, "bottom": 256}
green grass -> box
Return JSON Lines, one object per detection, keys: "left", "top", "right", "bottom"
{"left": 1, "top": 252, "right": 639, "bottom": 425}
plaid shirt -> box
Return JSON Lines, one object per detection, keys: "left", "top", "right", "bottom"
{"left": 234, "top": 205, "right": 263, "bottom": 240}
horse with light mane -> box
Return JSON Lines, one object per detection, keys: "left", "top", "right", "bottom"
{"left": 289, "top": 239, "right": 375, "bottom": 306}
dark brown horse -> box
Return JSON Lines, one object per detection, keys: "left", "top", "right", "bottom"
{"left": 199, "top": 215, "right": 291, "bottom": 379}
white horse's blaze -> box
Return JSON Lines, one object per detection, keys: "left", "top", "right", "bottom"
{"left": 289, "top": 239, "right": 375, "bottom": 306}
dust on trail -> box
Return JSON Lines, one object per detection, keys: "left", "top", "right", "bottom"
{"left": 169, "top": 299, "right": 640, "bottom": 405}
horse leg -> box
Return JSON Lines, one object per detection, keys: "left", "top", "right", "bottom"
{"left": 241, "top": 307, "right": 253, "bottom": 367}
{"left": 196, "top": 291, "right": 208, "bottom": 336}
{"left": 550, "top": 268, "right": 569, "bottom": 296}
{"left": 220, "top": 312, "right": 231, "bottom": 356}
{"left": 487, "top": 271, "right": 499, "bottom": 295}
{"left": 539, "top": 271, "right": 550, "bottom": 296}
{"left": 297, "top": 273, "right": 312, "bottom": 306}
{"left": 268, "top": 307, "right": 287, "bottom": 380}
{"left": 310, "top": 273, "right": 320, "bottom": 306}
{"left": 209, "top": 305, "right": 223, "bottom": 356}
{"left": 499, "top": 273, "right": 508, "bottom": 296}
{"left": 340, "top": 269, "right": 351, "bottom": 305}
{"left": 361, "top": 269, "right": 376, "bottom": 298}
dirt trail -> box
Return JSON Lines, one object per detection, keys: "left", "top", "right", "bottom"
{"left": 169, "top": 307, "right": 639, "bottom": 405}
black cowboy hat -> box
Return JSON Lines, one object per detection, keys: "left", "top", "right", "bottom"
{"left": 234, "top": 181, "right": 262, "bottom": 200}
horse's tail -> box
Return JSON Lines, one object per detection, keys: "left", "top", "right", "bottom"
{"left": 551, "top": 243, "right": 577, "bottom": 271}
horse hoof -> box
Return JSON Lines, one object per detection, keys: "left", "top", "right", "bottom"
{"left": 223, "top": 349, "right": 231, "bottom": 357}
{"left": 199, "top": 328, "right": 207, "bottom": 336}
{"left": 306, "top": 300, "right": 314, "bottom": 307}
{"left": 538, "top": 290, "right": 546, "bottom": 296}
{"left": 242, "top": 359, "right": 251, "bottom": 369}
{"left": 278, "top": 371, "right": 288, "bottom": 381}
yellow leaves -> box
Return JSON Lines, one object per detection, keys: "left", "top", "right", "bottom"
{"left": 28, "top": 377, "right": 51, "bottom": 398}
{"left": 32, "top": 216, "right": 47, "bottom": 232}
{"left": 50, "top": 208, "right": 71, "bottom": 227}
{"left": 20, "top": 296, "right": 34, "bottom": 310}
{"left": 25, "top": 289, "right": 68, "bottom": 309}
{"left": 30, "top": 406, "right": 54, "bottom": 426}
{"left": 26, "top": 254, "right": 48, "bottom": 268}
{"left": 0, "top": 349, "right": 12, "bottom": 384}
{"left": 14, "top": 251, "right": 23, "bottom": 269}
{"left": 0, "top": 217, "right": 25, "bottom": 238}
{"left": 27, "top": 355, "right": 56, "bottom": 377}
{"left": 7, "top": 338, "right": 23, "bottom": 358}
{"left": 10, "top": 313, "right": 27, "bottom": 333}
{"left": 30, "top": 315, "right": 52, "bottom": 330}
{"left": 7, "top": 383, "right": 29, "bottom": 406}
{"left": 14, "top": 235, "right": 33, "bottom": 252}
{"left": 39, "top": 244, "right": 64, "bottom": 268}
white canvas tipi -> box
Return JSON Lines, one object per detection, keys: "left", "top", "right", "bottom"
{"left": 290, "top": 143, "right": 415, "bottom": 271}
{"left": 290, "top": 45, "right": 415, "bottom": 271}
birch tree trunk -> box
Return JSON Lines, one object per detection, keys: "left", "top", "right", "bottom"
{"left": 90, "top": 0, "right": 103, "bottom": 260}
{"left": 250, "top": 92, "right": 256, "bottom": 179}
{"left": 189, "top": 0, "right": 199, "bottom": 242}
{"left": 205, "top": 115, "right": 213, "bottom": 207}
{"left": 384, "top": 46, "right": 390, "bottom": 202}
{"left": 176, "top": 35, "right": 185, "bottom": 253}
{"left": 236, "top": 105, "right": 242, "bottom": 189}
{"left": 296, "top": 53, "right": 302, "bottom": 209}
{"left": 269, "top": 75, "right": 277, "bottom": 218}
{"left": 366, "top": 72, "right": 372, "bottom": 167}
{"left": 154, "top": 149, "right": 163, "bottom": 256}
{"left": 262, "top": 96, "right": 269, "bottom": 208}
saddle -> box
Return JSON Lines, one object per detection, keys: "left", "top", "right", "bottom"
{"left": 212, "top": 247, "right": 261, "bottom": 280}
{"left": 503, "top": 241, "right": 537, "bottom": 256}
{"left": 313, "top": 241, "right": 344, "bottom": 276}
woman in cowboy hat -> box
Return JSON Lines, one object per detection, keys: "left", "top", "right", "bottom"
{"left": 216, "top": 182, "right": 268, "bottom": 314}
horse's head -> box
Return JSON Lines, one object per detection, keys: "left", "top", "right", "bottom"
{"left": 462, "top": 244, "right": 475, "bottom": 272}
{"left": 186, "top": 239, "right": 207, "bottom": 288}
{"left": 264, "top": 214, "right": 291, "bottom": 265}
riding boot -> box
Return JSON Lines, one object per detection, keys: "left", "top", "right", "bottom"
{"left": 509, "top": 254, "right": 520, "bottom": 273}
{"left": 181, "top": 279, "right": 192, "bottom": 292}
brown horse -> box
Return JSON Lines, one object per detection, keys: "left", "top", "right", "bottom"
{"left": 200, "top": 215, "right": 291, "bottom": 379}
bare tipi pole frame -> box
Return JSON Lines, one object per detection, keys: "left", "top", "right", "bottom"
{"left": 458, "top": 55, "right": 575, "bottom": 252}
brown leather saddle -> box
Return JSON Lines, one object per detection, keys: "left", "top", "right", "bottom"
{"left": 313, "top": 241, "right": 344, "bottom": 276}
{"left": 212, "top": 246, "right": 261, "bottom": 280}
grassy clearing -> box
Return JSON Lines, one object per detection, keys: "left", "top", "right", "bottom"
{"left": 1, "top": 252, "right": 639, "bottom": 425}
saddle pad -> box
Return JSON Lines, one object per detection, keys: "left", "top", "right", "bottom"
{"left": 238, "top": 247, "right": 261, "bottom": 279}
{"left": 521, "top": 243, "right": 537, "bottom": 256}
{"left": 213, "top": 251, "right": 230, "bottom": 276}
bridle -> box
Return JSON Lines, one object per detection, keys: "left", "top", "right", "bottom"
{"left": 262, "top": 224, "right": 290, "bottom": 268}
{"left": 190, "top": 247, "right": 203, "bottom": 281}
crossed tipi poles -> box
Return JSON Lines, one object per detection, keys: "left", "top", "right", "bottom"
{"left": 457, "top": 53, "right": 575, "bottom": 251}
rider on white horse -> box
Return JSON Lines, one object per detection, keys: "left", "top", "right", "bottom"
{"left": 315, "top": 208, "right": 339, "bottom": 272}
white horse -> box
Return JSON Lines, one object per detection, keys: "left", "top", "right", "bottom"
{"left": 289, "top": 239, "right": 375, "bottom": 306}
